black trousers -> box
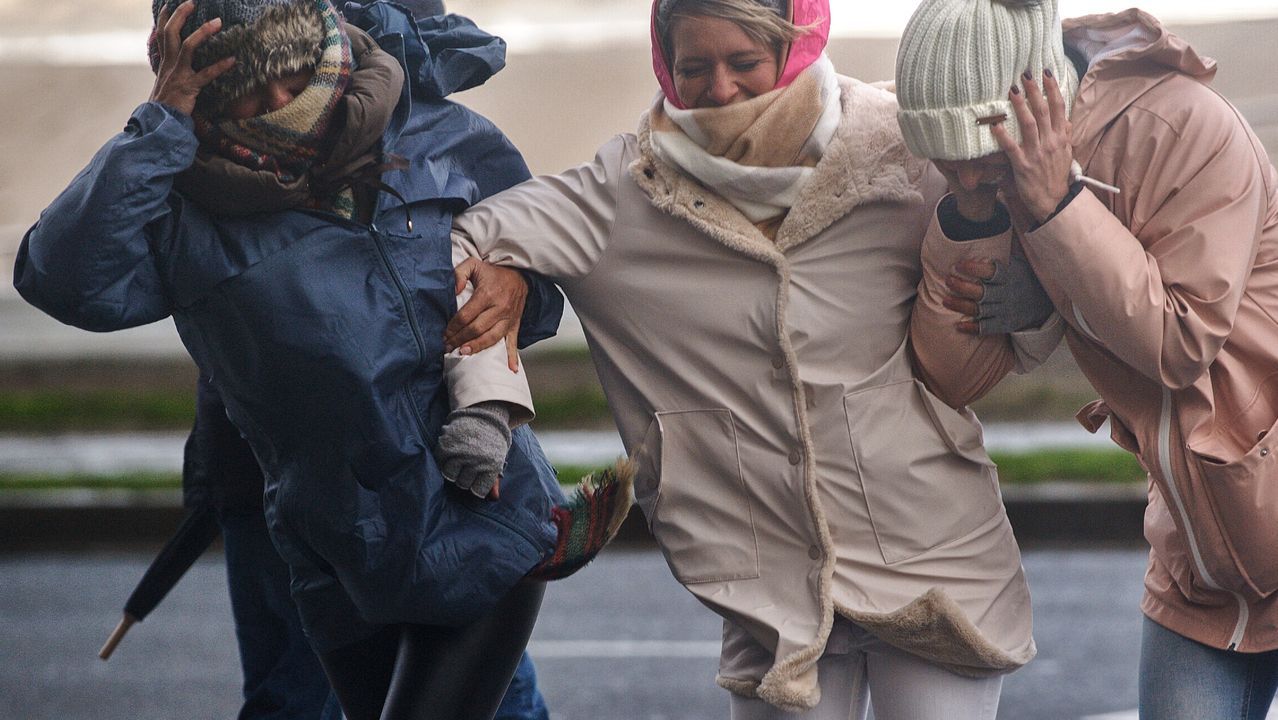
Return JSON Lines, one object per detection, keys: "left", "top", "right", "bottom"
{"left": 317, "top": 581, "right": 545, "bottom": 720}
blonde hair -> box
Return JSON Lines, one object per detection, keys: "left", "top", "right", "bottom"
{"left": 660, "top": 0, "right": 806, "bottom": 64}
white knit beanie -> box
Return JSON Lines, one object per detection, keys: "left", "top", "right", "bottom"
{"left": 895, "top": 0, "right": 1079, "bottom": 161}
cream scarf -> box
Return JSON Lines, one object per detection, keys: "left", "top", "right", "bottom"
{"left": 649, "top": 54, "right": 840, "bottom": 228}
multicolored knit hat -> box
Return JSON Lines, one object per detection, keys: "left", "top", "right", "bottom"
{"left": 895, "top": 0, "right": 1079, "bottom": 161}
{"left": 149, "top": 0, "right": 329, "bottom": 114}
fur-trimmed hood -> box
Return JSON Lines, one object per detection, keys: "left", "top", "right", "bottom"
{"left": 630, "top": 76, "right": 930, "bottom": 258}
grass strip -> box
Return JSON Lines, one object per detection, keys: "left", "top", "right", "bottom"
{"left": 989, "top": 448, "right": 1145, "bottom": 484}
{"left": 0, "top": 391, "right": 196, "bottom": 433}
{"left": 0, "top": 450, "right": 1144, "bottom": 493}
{"left": 0, "top": 388, "right": 611, "bottom": 433}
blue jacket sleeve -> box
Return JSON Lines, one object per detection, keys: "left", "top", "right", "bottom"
{"left": 12, "top": 102, "right": 200, "bottom": 331}
{"left": 516, "top": 271, "right": 564, "bottom": 349}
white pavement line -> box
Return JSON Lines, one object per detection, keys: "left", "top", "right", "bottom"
{"left": 527, "top": 640, "right": 721, "bottom": 659}
{"left": 1083, "top": 704, "right": 1278, "bottom": 720}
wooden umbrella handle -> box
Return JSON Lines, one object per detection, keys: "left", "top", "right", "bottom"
{"left": 98, "top": 614, "right": 137, "bottom": 661}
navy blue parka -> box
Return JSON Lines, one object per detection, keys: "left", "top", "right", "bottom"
{"left": 14, "top": 2, "right": 565, "bottom": 651}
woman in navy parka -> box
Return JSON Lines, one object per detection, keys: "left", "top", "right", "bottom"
{"left": 11, "top": 1, "right": 613, "bottom": 717}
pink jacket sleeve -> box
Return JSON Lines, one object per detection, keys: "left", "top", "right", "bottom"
{"left": 1019, "top": 100, "right": 1272, "bottom": 390}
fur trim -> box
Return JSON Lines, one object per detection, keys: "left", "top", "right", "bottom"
{"left": 629, "top": 76, "right": 929, "bottom": 258}
{"left": 630, "top": 116, "right": 784, "bottom": 267}
{"left": 751, "top": 258, "right": 835, "bottom": 713}
{"left": 196, "top": 1, "right": 326, "bottom": 111}
{"left": 837, "top": 588, "right": 1036, "bottom": 677}
{"left": 774, "top": 78, "right": 930, "bottom": 251}
{"left": 716, "top": 675, "right": 762, "bottom": 699}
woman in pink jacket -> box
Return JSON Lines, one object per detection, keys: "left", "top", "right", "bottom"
{"left": 895, "top": 0, "right": 1278, "bottom": 717}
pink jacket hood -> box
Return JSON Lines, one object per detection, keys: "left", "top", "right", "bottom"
{"left": 649, "top": 0, "right": 832, "bottom": 109}
{"left": 1064, "top": 9, "right": 1217, "bottom": 164}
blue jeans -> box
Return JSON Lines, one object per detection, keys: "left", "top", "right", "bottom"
{"left": 219, "top": 509, "right": 548, "bottom": 720}
{"left": 1140, "top": 616, "right": 1278, "bottom": 720}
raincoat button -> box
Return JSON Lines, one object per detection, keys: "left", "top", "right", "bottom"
{"left": 807, "top": 545, "right": 821, "bottom": 560}
{"left": 694, "top": 199, "right": 705, "bottom": 209}
{"left": 771, "top": 356, "right": 785, "bottom": 370}
{"left": 788, "top": 450, "right": 801, "bottom": 465}
{"left": 1262, "top": 448, "right": 1270, "bottom": 457}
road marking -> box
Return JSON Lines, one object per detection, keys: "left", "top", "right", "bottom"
{"left": 528, "top": 640, "right": 721, "bottom": 658}
{"left": 1083, "top": 705, "right": 1278, "bottom": 720}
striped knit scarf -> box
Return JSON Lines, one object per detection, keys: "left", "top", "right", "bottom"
{"left": 193, "top": 0, "right": 356, "bottom": 217}
{"left": 649, "top": 54, "right": 840, "bottom": 233}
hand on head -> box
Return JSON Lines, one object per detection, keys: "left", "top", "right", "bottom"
{"left": 149, "top": 1, "right": 236, "bottom": 117}
{"left": 989, "top": 69, "right": 1075, "bottom": 225}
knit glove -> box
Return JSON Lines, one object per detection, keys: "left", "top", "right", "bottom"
{"left": 437, "top": 401, "right": 513, "bottom": 499}
{"left": 976, "top": 251, "right": 1055, "bottom": 335}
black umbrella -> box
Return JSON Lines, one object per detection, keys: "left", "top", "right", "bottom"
{"left": 98, "top": 506, "right": 221, "bottom": 660}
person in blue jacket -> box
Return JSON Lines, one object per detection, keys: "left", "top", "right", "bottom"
{"left": 12, "top": 1, "right": 629, "bottom": 718}
{"left": 174, "top": 0, "right": 553, "bottom": 717}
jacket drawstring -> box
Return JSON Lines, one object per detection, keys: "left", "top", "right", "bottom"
{"left": 1071, "top": 160, "right": 1121, "bottom": 195}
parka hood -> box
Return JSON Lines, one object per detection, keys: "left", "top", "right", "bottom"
{"left": 1064, "top": 9, "right": 1217, "bottom": 161}
{"left": 649, "top": 0, "right": 832, "bottom": 109}
{"left": 342, "top": 1, "right": 506, "bottom": 98}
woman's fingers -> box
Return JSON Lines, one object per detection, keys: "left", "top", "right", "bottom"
{"left": 1008, "top": 83, "right": 1038, "bottom": 152}
{"left": 504, "top": 328, "right": 520, "bottom": 373}
{"left": 956, "top": 319, "right": 980, "bottom": 336}
{"left": 1043, "top": 70, "right": 1069, "bottom": 134}
{"left": 453, "top": 257, "right": 481, "bottom": 296}
{"left": 989, "top": 121, "right": 1022, "bottom": 169}
{"left": 193, "top": 55, "right": 236, "bottom": 86}
{"left": 458, "top": 321, "right": 508, "bottom": 357}
{"left": 163, "top": 1, "right": 195, "bottom": 66}
{"left": 954, "top": 258, "right": 997, "bottom": 281}
{"left": 449, "top": 305, "right": 505, "bottom": 353}
{"left": 945, "top": 273, "right": 984, "bottom": 301}
{"left": 179, "top": 17, "right": 222, "bottom": 67}
{"left": 1021, "top": 71, "right": 1052, "bottom": 135}
{"left": 942, "top": 294, "right": 980, "bottom": 318}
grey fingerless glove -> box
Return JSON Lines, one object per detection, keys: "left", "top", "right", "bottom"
{"left": 976, "top": 252, "right": 1055, "bottom": 336}
{"left": 437, "top": 401, "right": 513, "bottom": 499}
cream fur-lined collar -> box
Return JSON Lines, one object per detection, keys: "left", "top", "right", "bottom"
{"left": 630, "top": 77, "right": 929, "bottom": 259}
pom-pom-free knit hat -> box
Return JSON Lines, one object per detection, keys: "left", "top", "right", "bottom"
{"left": 149, "top": 0, "right": 327, "bottom": 112}
{"left": 894, "top": 0, "right": 1079, "bottom": 161}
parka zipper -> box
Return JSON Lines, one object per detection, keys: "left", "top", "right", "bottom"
{"left": 368, "top": 221, "right": 431, "bottom": 441}
{"left": 1156, "top": 387, "right": 1249, "bottom": 650}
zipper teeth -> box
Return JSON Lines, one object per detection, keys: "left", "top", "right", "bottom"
{"left": 1156, "top": 387, "right": 1248, "bottom": 650}
{"left": 370, "top": 226, "right": 431, "bottom": 437}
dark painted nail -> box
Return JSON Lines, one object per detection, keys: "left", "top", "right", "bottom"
{"left": 1023, "top": 70, "right": 1032, "bottom": 81}
{"left": 1011, "top": 85, "right": 1021, "bottom": 95}
{"left": 1044, "top": 67, "right": 1054, "bottom": 79}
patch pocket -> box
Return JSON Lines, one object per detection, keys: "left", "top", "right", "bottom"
{"left": 1188, "top": 413, "right": 1278, "bottom": 597}
{"left": 645, "top": 409, "right": 760, "bottom": 584}
{"left": 844, "top": 380, "right": 1001, "bottom": 565}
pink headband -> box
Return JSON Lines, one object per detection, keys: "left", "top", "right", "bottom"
{"left": 649, "top": 0, "right": 831, "bottom": 109}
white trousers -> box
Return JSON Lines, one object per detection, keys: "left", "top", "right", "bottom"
{"left": 729, "top": 620, "right": 1004, "bottom": 720}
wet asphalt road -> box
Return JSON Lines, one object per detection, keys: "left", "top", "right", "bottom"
{"left": 0, "top": 545, "right": 1176, "bottom": 720}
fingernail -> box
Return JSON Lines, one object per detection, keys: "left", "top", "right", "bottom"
{"left": 1022, "top": 70, "right": 1032, "bottom": 81}
{"left": 1044, "top": 67, "right": 1054, "bottom": 79}
{"left": 1011, "top": 85, "right": 1021, "bottom": 96}
{"left": 460, "top": 346, "right": 472, "bottom": 356}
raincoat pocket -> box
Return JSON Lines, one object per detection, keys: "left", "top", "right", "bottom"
{"left": 640, "top": 409, "right": 760, "bottom": 584}
{"left": 1186, "top": 414, "right": 1278, "bottom": 597}
{"left": 845, "top": 379, "right": 1001, "bottom": 565}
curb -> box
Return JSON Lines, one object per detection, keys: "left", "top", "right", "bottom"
{"left": 0, "top": 482, "right": 1147, "bottom": 551}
